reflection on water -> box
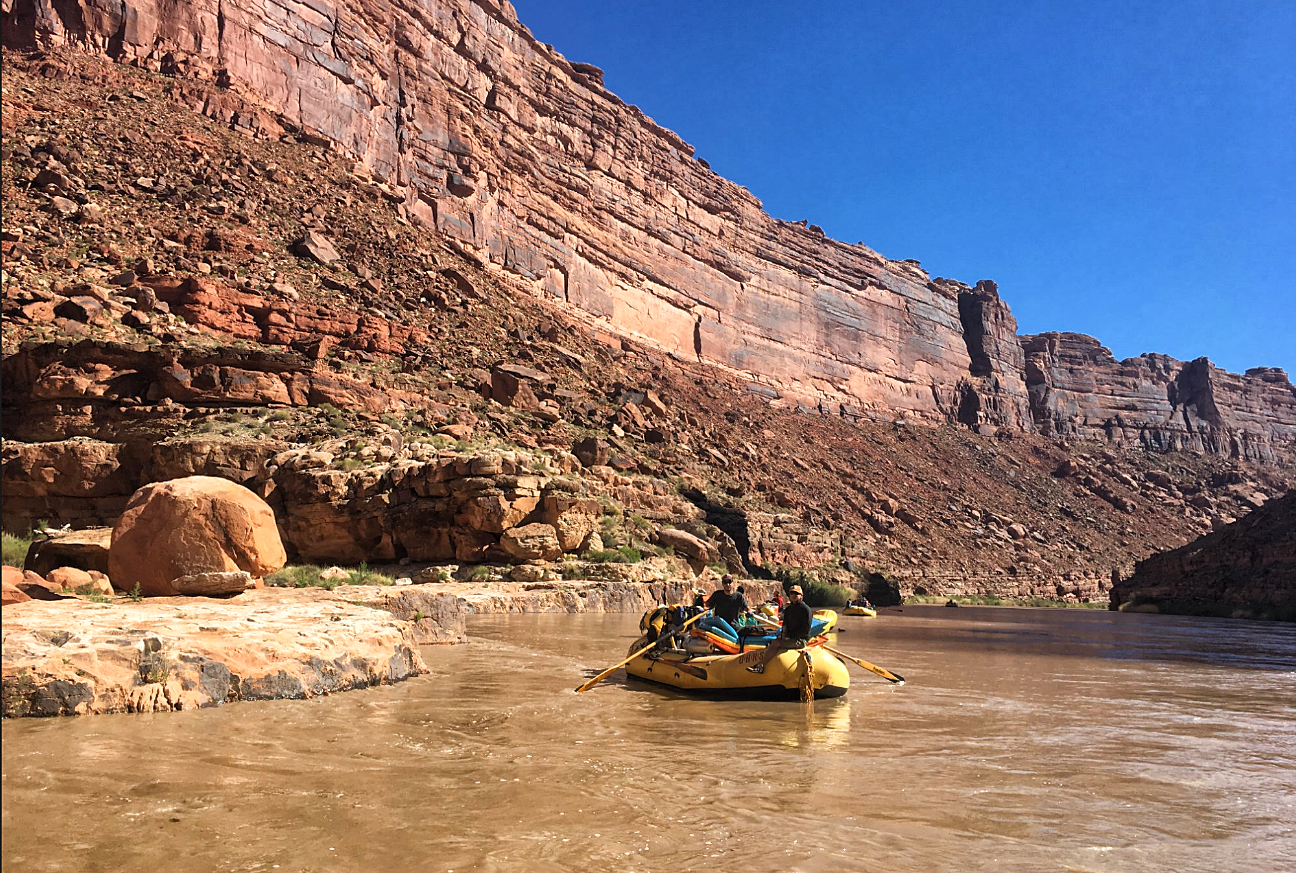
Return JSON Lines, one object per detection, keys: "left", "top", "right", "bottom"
{"left": 3, "top": 606, "right": 1295, "bottom": 872}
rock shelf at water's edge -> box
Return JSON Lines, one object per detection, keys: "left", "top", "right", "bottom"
{"left": 1, "top": 574, "right": 775, "bottom": 717}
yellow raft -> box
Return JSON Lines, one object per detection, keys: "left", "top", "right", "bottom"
{"left": 842, "top": 605, "right": 876, "bottom": 617}
{"left": 624, "top": 637, "right": 850, "bottom": 700}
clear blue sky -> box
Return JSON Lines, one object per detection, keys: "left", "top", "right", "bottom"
{"left": 515, "top": 1, "right": 1295, "bottom": 376}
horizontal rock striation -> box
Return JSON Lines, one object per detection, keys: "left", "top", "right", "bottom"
{"left": 4, "top": 0, "right": 1293, "bottom": 459}
{"left": 1022, "top": 333, "right": 1296, "bottom": 463}
{"left": 1110, "top": 490, "right": 1295, "bottom": 619}
{"left": 2, "top": 336, "right": 426, "bottom": 444}
{"left": 0, "top": 0, "right": 1027, "bottom": 429}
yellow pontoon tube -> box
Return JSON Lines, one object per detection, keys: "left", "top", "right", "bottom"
{"left": 625, "top": 638, "right": 850, "bottom": 700}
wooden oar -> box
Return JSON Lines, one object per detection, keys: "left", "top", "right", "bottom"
{"left": 820, "top": 643, "right": 905, "bottom": 684}
{"left": 752, "top": 613, "right": 905, "bottom": 685}
{"left": 574, "top": 609, "right": 709, "bottom": 693}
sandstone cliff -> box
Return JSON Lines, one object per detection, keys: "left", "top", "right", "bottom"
{"left": 1023, "top": 333, "right": 1296, "bottom": 463}
{"left": 22, "top": 0, "right": 1289, "bottom": 449}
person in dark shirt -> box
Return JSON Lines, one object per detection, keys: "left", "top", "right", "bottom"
{"left": 705, "top": 574, "right": 750, "bottom": 627}
{"left": 747, "top": 584, "right": 813, "bottom": 674}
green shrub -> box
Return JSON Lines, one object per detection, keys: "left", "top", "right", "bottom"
{"left": 587, "top": 546, "right": 642, "bottom": 564}
{"left": 800, "top": 578, "right": 855, "bottom": 608}
{"left": 264, "top": 564, "right": 396, "bottom": 590}
{"left": 771, "top": 566, "right": 853, "bottom": 607}
{"left": 2, "top": 532, "right": 35, "bottom": 567}
{"left": 905, "top": 594, "right": 1109, "bottom": 609}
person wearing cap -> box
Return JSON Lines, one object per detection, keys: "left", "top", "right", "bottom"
{"left": 705, "top": 574, "right": 750, "bottom": 627}
{"left": 747, "top": 583, "right": 813, "bottom": 674}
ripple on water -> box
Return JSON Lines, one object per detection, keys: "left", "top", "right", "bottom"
{"left": 3, "top": 608, "right": 1295, "bottom": 872}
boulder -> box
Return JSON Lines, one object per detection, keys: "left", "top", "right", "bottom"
{"left": 44, "top": 566, "right": 97, "bottom": 593}
{"left": 3, "top": 566, "right": 33, "bottom": 605}
{"left": 292, "top": 230, "right": 340, "bottom": 264}
{"left": 490, "top": 364, "right": 548, "bottom": 411}
{"left": 652, "top": 528, "right": 710, "bottom": 562}
{"left": 572, "top": 436, "right": 612, "bottom": 468}
{"left": 14, "top": 568, "right": 67, "bottom": 601}
{"left": 456, "top": 491, "right": 537, "bottom": 533}
{"left": 539, "top": 493, "right": 601, "bottom": 551}
{"left": 109, "top": 476, "right": 286, "bottom": 597}
{"left": 173, "top": 570, "right": 257, "bottom": 596}
{"left": 499, "top": 523, "right": 562, "bottom": 562}
{"left": 3, "top": 580, "right": 31, "bottom": 605}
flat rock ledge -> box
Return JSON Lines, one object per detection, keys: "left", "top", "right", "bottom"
{"left": 2, "top": 588, "right": 430, "bottom": 718}
{"left": 1, "top": 568, "right": 781, "bottom": 718}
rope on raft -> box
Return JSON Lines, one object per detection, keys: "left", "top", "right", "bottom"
{"left": 799, "top": 649, "right": 815, "bottom": 703}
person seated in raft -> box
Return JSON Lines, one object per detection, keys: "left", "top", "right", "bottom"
{"left": 747, "top": 584, "right": 813, "bottom": 674}
{"left": 705, "top": 574, "right": 751, "bottom": 627}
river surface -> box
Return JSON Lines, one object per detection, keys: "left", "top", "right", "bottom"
{"left": 3, "top": 606, "right": 1295, "bottom": 872}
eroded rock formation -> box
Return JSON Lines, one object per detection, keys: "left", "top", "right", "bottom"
{"left": 1110, "top": 490, "right": 1295, "bottom": 619}
{"left": 0, "top": 0, "right": 1047, "bottom": 433}
{"left": 1, "top": 587, "right": 427, "bottom": 716}
{"left": 1023, "top": 334, "right": 1296, "bottom": 463}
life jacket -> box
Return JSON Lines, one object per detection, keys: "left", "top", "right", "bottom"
{"left": 640, "top": 604, "right": 698, "bottom": 641}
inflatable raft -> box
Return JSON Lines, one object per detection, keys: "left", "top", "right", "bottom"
{"left": 625, "top": 635, "right": 850, "bottom": 700}
{"left": 842, "top": 605, "right": 877, "bottom": 617}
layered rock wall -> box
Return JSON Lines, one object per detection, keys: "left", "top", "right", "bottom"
{"left": 1023, "top": 333, "right": 1296, "bottom": 463}
{"left": 0, "top": 0, "right": 1024, "bottom": 427}
{"left": 3, "top": 0, "right": 1294, "bottom": 458}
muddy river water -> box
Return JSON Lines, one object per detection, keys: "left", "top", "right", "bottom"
{"left": 3, "top": 606, "right": 1294, "bottom": 872}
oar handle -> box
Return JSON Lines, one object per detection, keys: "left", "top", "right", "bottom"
{"left": 574, "top": 608, "right": 709, "bottom": 693}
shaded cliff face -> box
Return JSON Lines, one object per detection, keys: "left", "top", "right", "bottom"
{"left": 5, "top": 0, "right": 1293, "bottom": 457}
{"left": 1022, "top": 333, "right": 1296, "bottom": 463}
{"left": 1111, "top": 491, "right": 1296, "bottom": 620}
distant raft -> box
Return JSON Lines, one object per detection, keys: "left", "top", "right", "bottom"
{"left": 842, "top": 605, "right": 877, "bottom": 617}
{"left": 624, "top": 637, "right": 850, "bottom": 700}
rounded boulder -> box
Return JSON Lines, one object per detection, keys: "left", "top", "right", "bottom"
{"left": 109, "top": 476, "right": 286, "bottom": 597}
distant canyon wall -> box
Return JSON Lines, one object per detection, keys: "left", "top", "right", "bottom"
{"left": 4, "top": 0, "right": 1294, "bottom": 460}
{"left": 1022, "top": 334, "right": 1296, "bottom": 463}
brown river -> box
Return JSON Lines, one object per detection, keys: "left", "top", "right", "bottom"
{"left": 3, "top": 606, "right": 1295, "bottom": 872}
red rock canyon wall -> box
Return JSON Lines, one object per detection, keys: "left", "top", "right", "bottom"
{"left": 4, "top": 0, "right": 1294, "bottom": 459}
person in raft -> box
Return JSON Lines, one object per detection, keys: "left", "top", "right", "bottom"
{"left": 747, "top": 584, "right": 812, "bottom": 674}
{"left": 705, "top": 574, "right": 750, "bottom": 627}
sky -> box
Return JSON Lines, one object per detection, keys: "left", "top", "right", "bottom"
{"left": 515, "top": 1, "right": 1295, "bottom": 376}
